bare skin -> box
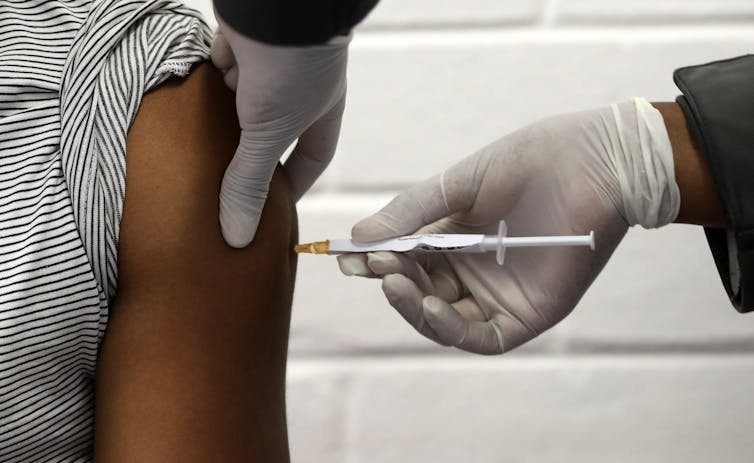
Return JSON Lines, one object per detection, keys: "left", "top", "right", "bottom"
{"left": 652, "top": 102, "right": 725, "bottom": 228}
{"left": 93, "top": 63, "right": 296, "bottom": 462}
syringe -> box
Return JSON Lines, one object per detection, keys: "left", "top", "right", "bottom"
{"left": 295, "top": 221, "right": 595, "bottom": 265}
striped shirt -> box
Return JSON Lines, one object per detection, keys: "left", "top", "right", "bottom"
{"left": 0, "top": 1, "right": 211, "bottom": 460}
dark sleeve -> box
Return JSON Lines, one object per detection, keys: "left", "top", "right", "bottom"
{"left": 673, "top": 54, "right": 754, "bottom": 313}
{"left": 213, "top": 0, "right": 380, "bottom": 46}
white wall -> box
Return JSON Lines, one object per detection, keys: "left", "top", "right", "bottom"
{"left": 184, "top": 1, "right": 754, "bottom": 461}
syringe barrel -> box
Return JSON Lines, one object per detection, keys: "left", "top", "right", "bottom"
{"left": 480, "top": 233, "right": 594, "bottom": 251}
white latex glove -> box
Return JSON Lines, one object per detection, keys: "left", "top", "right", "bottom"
{"left": 211, "top": 16, "right": 349, "bottom": 247}
{"left": 338, "top": 98, "right": 680, "bottom": 354}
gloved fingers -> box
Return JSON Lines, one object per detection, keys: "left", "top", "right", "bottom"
{"left": 219, "top": 130, "right": 293, "bottom": 248}
{"left": 337, "top": 252, "right": 459, "bottom": 300}
{"left": 449, "top": 296, "right": 491, "bottom": 322}
{"left": 350, "top": 179, "right": 449, "bottom": 242}
{"left": 371, "top": 249, "right": 463, "bottom": 301}
{"left": 222, "top": 65, "right": 239, "bottom": 90}
{"left": 283, "top": 95, "right": 346, "bottom": 201}
{"left": 337, "top": 253, "right": 379, "bottom": 278}
{"left": 338, "top": 252, "right": 425, "bottom": 278}
{"left": 428, "top": 270, "right": 464, "bottom": 302}
{"left": 365, "top": 252, "right": 434, "bottom": 294}
{"left": 350, "top": 147, "right": 495, "bottom": 243}
{"left": 210, "top": 30, "right": 235, "bottom": 72}
{"left": 337, "top": 250, "right": 432, "bottom": 280}
{"left": 415, "top": 215, "right": 487, "bottom": 236}
{"left": 365, "top": 252, "right": 465, "bottom": 302}
{"left": 210, "top": 30, "right": 239, "bottom": 90}
{"left": 382, "top": 274, "right": 447, "bottom": 346}
{"left": 350, "top": 166, "right": 482, "bottom": 243}
{"left": 422, "top": 296, "right": 504, "bottom": 354}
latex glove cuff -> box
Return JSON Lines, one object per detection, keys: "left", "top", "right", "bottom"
{"left": 607, "top": 98, "right": 680, "bottom": 229}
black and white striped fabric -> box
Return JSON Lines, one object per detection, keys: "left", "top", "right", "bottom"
{"left": 0, "top": 1, "right": 211, "bottom": 460}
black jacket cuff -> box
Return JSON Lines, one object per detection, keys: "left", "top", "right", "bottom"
{"left": 674, "top": 54, "right": 754, "bottom": 312}
{"left": 213, "top": 0, "right": 379, "bottom": 46}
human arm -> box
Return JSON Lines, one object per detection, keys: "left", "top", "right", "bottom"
{"left": 654, "top": 102, "right": 723, "bottom": 227}
{"left": 673, "top": 55, "right": 754, "bottom": 311}
{"left": 93, "top": 64, "right": 296, "bottom": 461}
{"left": 338, "top": 98, "right": 721, "bottom": 354}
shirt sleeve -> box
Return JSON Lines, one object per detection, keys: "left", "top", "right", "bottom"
{"left": 213, "top": 0, "right": 379, "bottom": 46}
{"left": 673, "top": 54, "right": 754, "bottom": 312}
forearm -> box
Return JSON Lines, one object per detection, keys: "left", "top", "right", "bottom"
{"left": 652, "top": 102, "right": 725, "bottom": 228}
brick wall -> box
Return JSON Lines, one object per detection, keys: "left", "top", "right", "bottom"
{"left": 186, "top": 1, "right": 754, "bottom": 461}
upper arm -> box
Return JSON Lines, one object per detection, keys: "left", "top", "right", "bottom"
{"left": 94, "top": 63, "right": 297, "bottom": 462}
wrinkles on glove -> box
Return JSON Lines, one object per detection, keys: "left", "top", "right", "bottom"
{"left": 285, "top": 96, "right": 346, "bottom": 201}
{"left": 219, "top": 130, "right": 292, "bottom": 247}
{"left": 211, "top": 16, "right": 349, "bottom": 246}
{"left": 601, "top": 98, "right": 680, "bottom": 228}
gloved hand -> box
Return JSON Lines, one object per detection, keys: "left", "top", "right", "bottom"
{"left": 211, "top": 17, "right": 349, "bottom": 247}
{"left": 338, "top": 98, "right": 680, "bottom": 354}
